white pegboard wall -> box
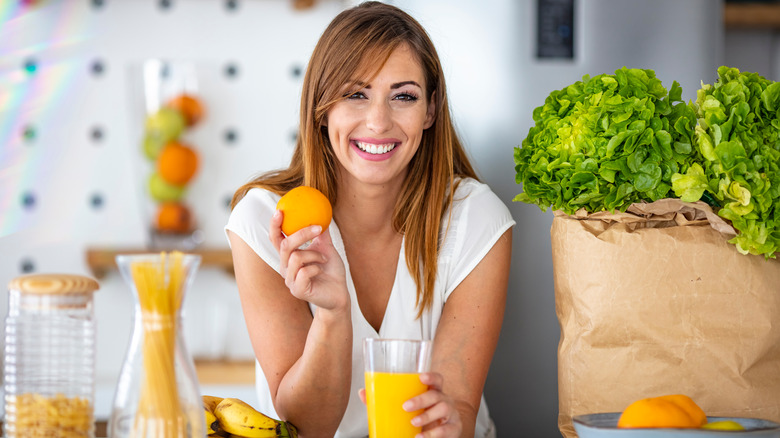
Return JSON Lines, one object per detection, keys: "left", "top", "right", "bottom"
{"left": 0, "top": 0, "right": 351, "bottom": 399}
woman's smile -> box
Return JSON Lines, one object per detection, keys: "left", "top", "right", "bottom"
{"left": 352, "top": 138, "right": 400, "bottom": 161}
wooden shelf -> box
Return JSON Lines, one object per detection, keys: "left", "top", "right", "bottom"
{"left": 195, "top": 359, "right": 256, "bottom": 385}
{"left": 85, "top": 247, "right": 234, "bottom": 279}
{"left": 725, "top": 3, "right": 780, "bottom": 29}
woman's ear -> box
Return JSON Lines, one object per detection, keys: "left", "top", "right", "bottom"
{"left": 423, "top": 91, "right": 436, "bottom": 129}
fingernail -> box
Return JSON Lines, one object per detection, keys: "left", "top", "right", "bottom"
{"left": 311, "top": 225, "right": 322, "bottom": 234}
{"left": 273, "top": 210, "right": 281, "bottom": 219}
{"left": 403, "top": 401, "right": 413, "bottom": 411}
{"left": 411, "top": 416, "right": 421, "bottom": 426}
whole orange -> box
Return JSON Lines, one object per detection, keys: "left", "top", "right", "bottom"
{"left": 166, "top": 94, "right": 205, "bottom": 126}
{"left": 157, "top": 142, "right": 199, "bottom": 186}
{"left": 617, "top": 394, "right": 705, "bottom": 429}
{"left": 658, "top": 394, "right": 707, "bottom": 426}
{"left": 276, "top": 186, "right": 332, "bottom": 236}
{"left": 155, "top": 202, "right": 192, "bottom": 233}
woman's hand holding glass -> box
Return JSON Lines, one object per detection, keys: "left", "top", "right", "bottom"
{"left": 359, "top": 371, "right": 463, "bottom": 438}
{"left": 408, "top": 372, "right": 463, "bottom": 438}
{"left": 270, "top": 209, "right": 347, "bottom": 312}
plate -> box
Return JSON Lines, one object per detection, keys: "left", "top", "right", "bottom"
{"left": 573, "top": 413, "right": 780, "bottom": 438}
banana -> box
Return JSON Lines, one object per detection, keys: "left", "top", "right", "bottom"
{"left": 279, "top": 421, "right": 299, "bottom": 438}
{"left": 204, "top": 395, "right": 224, "bottom": 413}
{"left": 203, "top": 395, "right": 228, "bottom": 437}
{"left": 214, "top": 397, "right": 281, "bottom": 438}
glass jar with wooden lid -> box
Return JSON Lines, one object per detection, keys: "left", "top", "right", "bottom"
{"left": 4, "top": 274, "right": 99, "bottom": 438}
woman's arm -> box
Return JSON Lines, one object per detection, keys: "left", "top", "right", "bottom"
{"left": 410, "top": 228, "right": 513, "bottom": 437}
{"left": 227, "top": 218, "right": 352, "bottom": 437}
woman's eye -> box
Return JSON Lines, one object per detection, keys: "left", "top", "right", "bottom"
{"left": 394, "top": 93, "right": 419, "bottom": 102}
{"left": 346, "top": 91, "right": 366, "bottom": 99}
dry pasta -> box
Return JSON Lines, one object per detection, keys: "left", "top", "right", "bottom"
{"left": 129, "top": 251, "right": 188, "bottom": 438}
{"left": 5, "top": 393, "right": 93, "bottom": 438}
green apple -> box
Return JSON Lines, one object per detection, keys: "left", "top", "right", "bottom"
{"left": 142, "top": 134, "right": 166, "bottom": 161}
{"left": 144, "top": 107, "right": 185, "bottom": 144}
{"left": 148, "top": 172, "right": 186, "bottom": 202}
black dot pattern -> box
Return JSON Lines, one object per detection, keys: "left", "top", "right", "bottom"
{"left": 91, "top": 59, "right": 105, "bottom": 76}
{"left": 22, "top": 125, "right": 36, "bottom": 143}
{"left": 224, "top": 128, "right": 238, "bottom": 144}
{"left": 290, "top": 64, "right": 303, "bottom": 79}
{"left": 90, "top": 193, "right": 104, "bottom": 209}
{"left": 91, "top": 126, "right": 104, "bottom": 142}
{"left": 21, "top": 192, "right": 36, "bottom": 210}
{"left": 224, "top": 63, "right": 239, "bottom": 79}
{"left": 20, "top": 259, "right": 35, "bottom": 274}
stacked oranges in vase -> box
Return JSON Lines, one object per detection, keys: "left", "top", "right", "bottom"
{"left": 143, "top": 93, "right": 204, "bottom": 241}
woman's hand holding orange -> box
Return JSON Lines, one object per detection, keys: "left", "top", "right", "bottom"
{"left": 270, "top": 209, "right": 348, "bottom": 313}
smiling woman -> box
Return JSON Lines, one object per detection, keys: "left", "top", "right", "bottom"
{"left": 325, "top": 43, "right": 435, "bottom": 185}
{"left": 225, "top": 2, "right": 514, "bottom": 437}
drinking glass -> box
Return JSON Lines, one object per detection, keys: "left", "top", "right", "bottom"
{"left": 363, "top": 338, "right": 433, "bottom": 438}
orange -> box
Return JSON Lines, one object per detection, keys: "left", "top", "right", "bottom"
{"left": 166, "top": 94, "right": 205, "bottom": 126}
{"left": 155, "top": 202, "right": 192, "bottom": 233}
{"left": 276, "top": 186, "right": 332, "bottom": 236}
{"left": 157, "top": 142, "right": 199, "bottom": 185}
{"left": 617, "top": 394, "right": 706, "bottom": 429}
{"left": 658, "top": 394, "right": 707, "bottom": 426}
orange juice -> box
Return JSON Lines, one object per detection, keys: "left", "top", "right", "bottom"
{"left": 365, "top": 371, "right": 427, "bottom": 438}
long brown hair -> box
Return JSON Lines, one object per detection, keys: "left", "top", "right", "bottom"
{"left": 231, "top": 1, "right": 478, "bottom": 317}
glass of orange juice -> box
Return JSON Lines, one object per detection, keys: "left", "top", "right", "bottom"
{"left": 363, "top": 338, "right": 433, "bottom": 438}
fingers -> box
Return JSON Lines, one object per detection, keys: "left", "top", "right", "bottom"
{"left": 284, "top": 248, "right": 327, "bottom": 291}
{"left": 404, "top": 373, "right": 462, "bottom": 438}
{"left": 415, "top": 422, "right": 460, "bottom": 438}
{"left": 277, "top": 224, "right": 323, "bottom": 274}
{"left": 358, "top": 388, "right": 366, "bottom": 404}
{"left": 269, "top": 210, "right": 285, "bottom": 252}
{"left": 419, "top": 372, "right": 443, "bottom": 391}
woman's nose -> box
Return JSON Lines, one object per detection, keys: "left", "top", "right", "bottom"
{"left": 365, "top": 100, "right": 392, "bottom": 133}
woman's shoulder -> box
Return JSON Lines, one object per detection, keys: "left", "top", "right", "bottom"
{"left": 232, "top": 187, "right": 280, "bottom": 213}
{"left": 450, "top": 177, "right": 511, "bottom": 215}
{"left": 442, "top": 177, "right": 515, "bottom": 242}
{"left": 226, "top": 187, "right": 280, "bottom": 232}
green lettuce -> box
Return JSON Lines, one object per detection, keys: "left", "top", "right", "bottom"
{"left": 514, "top": 67, "right": 697, "bottom": 214}
{"left": 671, "top": 66, "right": 780, "bottom": 258}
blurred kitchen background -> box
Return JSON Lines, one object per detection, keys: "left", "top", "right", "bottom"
{"left": 0, "top": 0, "right": 775, "bottom": 435}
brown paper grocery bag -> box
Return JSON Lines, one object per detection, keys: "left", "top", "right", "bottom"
{"left": 552, "top": 199, "right": 780, "bottom": 437}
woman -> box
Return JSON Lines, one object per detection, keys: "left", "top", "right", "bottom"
{"left": 225, "top": 2, "right": 514, "bottom": 437}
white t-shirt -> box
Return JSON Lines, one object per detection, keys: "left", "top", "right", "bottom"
{"left": 225, "top": 177, "right": 515, "bottom": 438}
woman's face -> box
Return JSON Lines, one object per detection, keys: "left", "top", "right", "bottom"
{"left": 325, "top": 43, "right": 435, "bottom": 191}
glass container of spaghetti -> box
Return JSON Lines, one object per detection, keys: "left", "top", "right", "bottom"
{"left": 4, "top": 273, "right": 100, "bottom": 438}
{"left": 109, "top": 252, "right": 205, "bottom": 438}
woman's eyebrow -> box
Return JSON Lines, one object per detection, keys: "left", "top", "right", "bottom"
{"left": 391, "top": 80, "right": 421, "bottom": 89}
{"left": 350, "top": 80, "right": 422, "bottom": 90}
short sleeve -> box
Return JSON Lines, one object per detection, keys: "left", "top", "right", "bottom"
{"left": 440, "top": 179, "right": 515, "bottom": 299}
{"left": 224, "top": 188, "right": 282, "bottom": 275}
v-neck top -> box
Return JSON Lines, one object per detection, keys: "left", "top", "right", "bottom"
{"left": 225, "top": 177, "right": 515, "bottom": 438}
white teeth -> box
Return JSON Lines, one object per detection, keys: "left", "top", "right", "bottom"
{"left": 356, "top": 141, "right": 396, "bottom": 155}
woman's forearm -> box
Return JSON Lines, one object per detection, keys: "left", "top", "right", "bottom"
{"left": 273, "top": 305, "right": 353, "bottom": 436}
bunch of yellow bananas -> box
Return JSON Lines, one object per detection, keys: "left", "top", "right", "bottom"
{"left": 203, "top": 395, "right": 298, "bottom": 438}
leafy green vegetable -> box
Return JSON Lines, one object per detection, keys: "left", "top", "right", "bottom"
{"left": 514, "top": 67, "right": 697, "bottom": 214}
{"left": 671, "top": 66, "right": 780, "bottom": 258}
